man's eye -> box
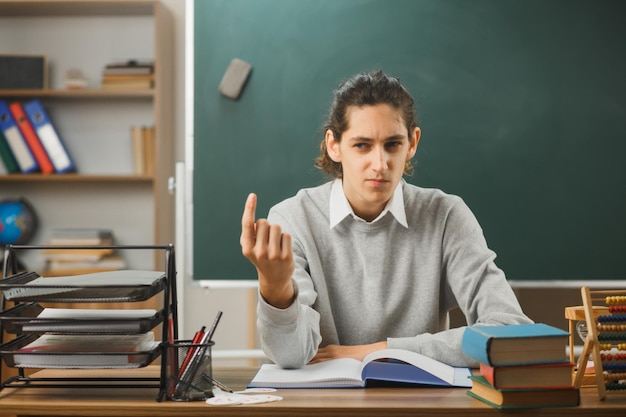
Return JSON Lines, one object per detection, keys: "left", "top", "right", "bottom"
{"left": 386, "top": 142, "right": 402, "bottom": 149}
{"left": 354, "top": 143, "right": 369, "bottom": 149}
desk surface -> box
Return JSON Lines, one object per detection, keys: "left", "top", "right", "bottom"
{"left": 0, "top": 366, "right": 625, "bottom": 417}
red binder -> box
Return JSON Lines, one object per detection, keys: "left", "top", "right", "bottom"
{"left": 9, "top": 101, "right": 54, "bottom": 174}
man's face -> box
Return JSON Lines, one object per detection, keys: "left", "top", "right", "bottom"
{"left": 326, "top": 104, "right": 420, "bottom": 221}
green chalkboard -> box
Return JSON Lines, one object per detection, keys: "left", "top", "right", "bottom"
{"left": 193, "top": 0, "right": 625, "bottom": 281}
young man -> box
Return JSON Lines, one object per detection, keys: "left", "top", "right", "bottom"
{"left": 241, "top": 70, "right": 532, "bottom": 369}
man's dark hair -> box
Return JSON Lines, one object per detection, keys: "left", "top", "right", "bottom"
{"left": 315, "top": 70, "right": 418, "bottom": 178}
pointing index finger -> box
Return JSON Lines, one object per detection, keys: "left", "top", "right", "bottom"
{"left": 241, "top": 193, "right": 257, "bottom": 242}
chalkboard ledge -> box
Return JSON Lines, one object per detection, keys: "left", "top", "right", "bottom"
{"left": 509, "top": 280, "right": 626, "bottom": 289}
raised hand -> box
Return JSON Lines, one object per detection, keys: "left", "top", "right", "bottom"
{"left": 240, "top": 193, "right": 295, "bottom": 308}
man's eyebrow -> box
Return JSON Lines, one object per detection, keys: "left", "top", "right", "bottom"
{"left": 347, "top": 134, "right": 406, "bottom": 142}
{"left": 347, "top": 136, "right": 374, "bottom": 142}
{"left": 384, "top": 134, "right": 407, "bottom": 141}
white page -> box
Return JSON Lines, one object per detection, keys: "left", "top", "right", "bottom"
{"left": 249, "top": 358, "right": 364, "bottom": 388}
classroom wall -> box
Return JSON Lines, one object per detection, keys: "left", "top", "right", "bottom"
{"left": 8, "top": 0, "right": 619, "bottom": 364}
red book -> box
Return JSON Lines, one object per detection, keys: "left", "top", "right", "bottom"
{"left": 479, "top": 361, "right": 574, "bottom": 389}
{"left": 9, "top": 102, "right": 54, "bottom": 174}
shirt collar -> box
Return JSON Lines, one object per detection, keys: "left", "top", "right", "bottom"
{"left": 329, "top": 179, "right": 408, "bottom": 229}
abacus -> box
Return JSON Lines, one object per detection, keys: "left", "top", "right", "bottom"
{"left": 575, "top": 287, "right": 626, "bottom": 399}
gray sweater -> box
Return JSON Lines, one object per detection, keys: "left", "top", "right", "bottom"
{"left": 257, "top": 181, "right": 532, "bottom": 368}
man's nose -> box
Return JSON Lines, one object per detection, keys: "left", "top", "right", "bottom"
{"left": 371, "top": 146, "right": 389, "bottom": 171}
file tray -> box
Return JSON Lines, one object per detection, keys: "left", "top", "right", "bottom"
{"left": 0, "top": 270, "right": 166, "bottom": 303}
{"left": 0, "top": 302, "right": 164, "bottom": 335}
{"left": 0, "top": 333, "right": 162, "bottom": 369}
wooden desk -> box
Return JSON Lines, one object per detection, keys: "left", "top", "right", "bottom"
{"left": 0, "top": 366, "right": 624, "bottom": 417}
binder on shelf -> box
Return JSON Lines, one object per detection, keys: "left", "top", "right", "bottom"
{"left": 0, "top": 100, "right": 38, "bottom": 173}
{"left": 9, "top": 101, "right": 54, "bottom": 174}
{"left": 0, "top": 129, "right": 20, "bottom": 173}
{"left": 23, "top": 99, "right": 75, "bottom": 173}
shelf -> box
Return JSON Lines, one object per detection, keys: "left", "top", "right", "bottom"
{"left": 0, "top": 0, "right": 174, "bottom": 274}
{"left": 0, "top": 89, "right": 154, "bottom": 99}
{"left": 0, "top": 1, "right": 156, "bottom": 17}
{"left": 0, "top": 174, "right": 153, "bottom": 183}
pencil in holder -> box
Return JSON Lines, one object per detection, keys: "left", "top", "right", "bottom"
{"left": 165, "top": 339, "right": 214, "bottom": 401}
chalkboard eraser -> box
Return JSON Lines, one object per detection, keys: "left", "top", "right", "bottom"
{"left": 218, "top": 58, "right": 252, "bottom": 100}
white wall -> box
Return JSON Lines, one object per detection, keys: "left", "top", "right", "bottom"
{"left": 161, "top": 0, "right": 259, "bottom": 364}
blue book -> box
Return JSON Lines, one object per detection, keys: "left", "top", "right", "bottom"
{"left": 0, "top": 100, "right": 38, "bottom": 173}
{"left": 23, "top": 99, "right": 75, "bottom": 173}
{"left": 248, "top": 348, "right": 472, "bottom": 389}
{"left": 462, "top": 323, "right": 569, "bottom": 366}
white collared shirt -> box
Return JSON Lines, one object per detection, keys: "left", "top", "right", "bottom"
{"left": 329, "top": 178, "right": 408, "bottom": 229}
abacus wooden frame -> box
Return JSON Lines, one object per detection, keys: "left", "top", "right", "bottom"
{"left": 575, "top": 286, "right": 626, "bottom": 400}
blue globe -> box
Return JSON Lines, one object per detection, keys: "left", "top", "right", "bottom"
{"left": 0, "top": 199, "right": 38, "bottom": 245}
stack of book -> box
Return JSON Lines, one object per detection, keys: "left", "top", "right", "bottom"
{"left": 461, "top": 323, "right": 580, "bottom": 409}
{"left": 0, "top": 99, "right": 75, "bottom": 175}
{"left": 101, "top": 60, "right": 154, "bottom": 90}
{"left": 42, "top": 228, "right": 126, "bottom": 276}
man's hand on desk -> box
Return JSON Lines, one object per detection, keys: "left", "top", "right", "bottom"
{"left": 310, "top": 341, "right": 388, "bottom": 363}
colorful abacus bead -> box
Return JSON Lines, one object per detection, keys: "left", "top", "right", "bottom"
{"left": 606, "top": 296, "right": 626, "bottom": 305}
{"left": 598, "top": 315, "right": 626, "bottom": 323}
{"left": 609, "top": 305, "right": 626, "bottom": 313}
{"left": 597, "top": 324, "right": 626, "bottom": 332}
{"left": 605, "top": 372, "right": 626, "bottom": 382}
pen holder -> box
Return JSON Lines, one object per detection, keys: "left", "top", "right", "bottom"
{"left": 164, "top": 339, "right": 214, "bottom": 401}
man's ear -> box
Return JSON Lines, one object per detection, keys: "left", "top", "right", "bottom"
{"left": 407, "top": 127, "right": 421, "bottom": 160}
{"left": 325, "top": 129, "right": 341, "bottom": 162}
